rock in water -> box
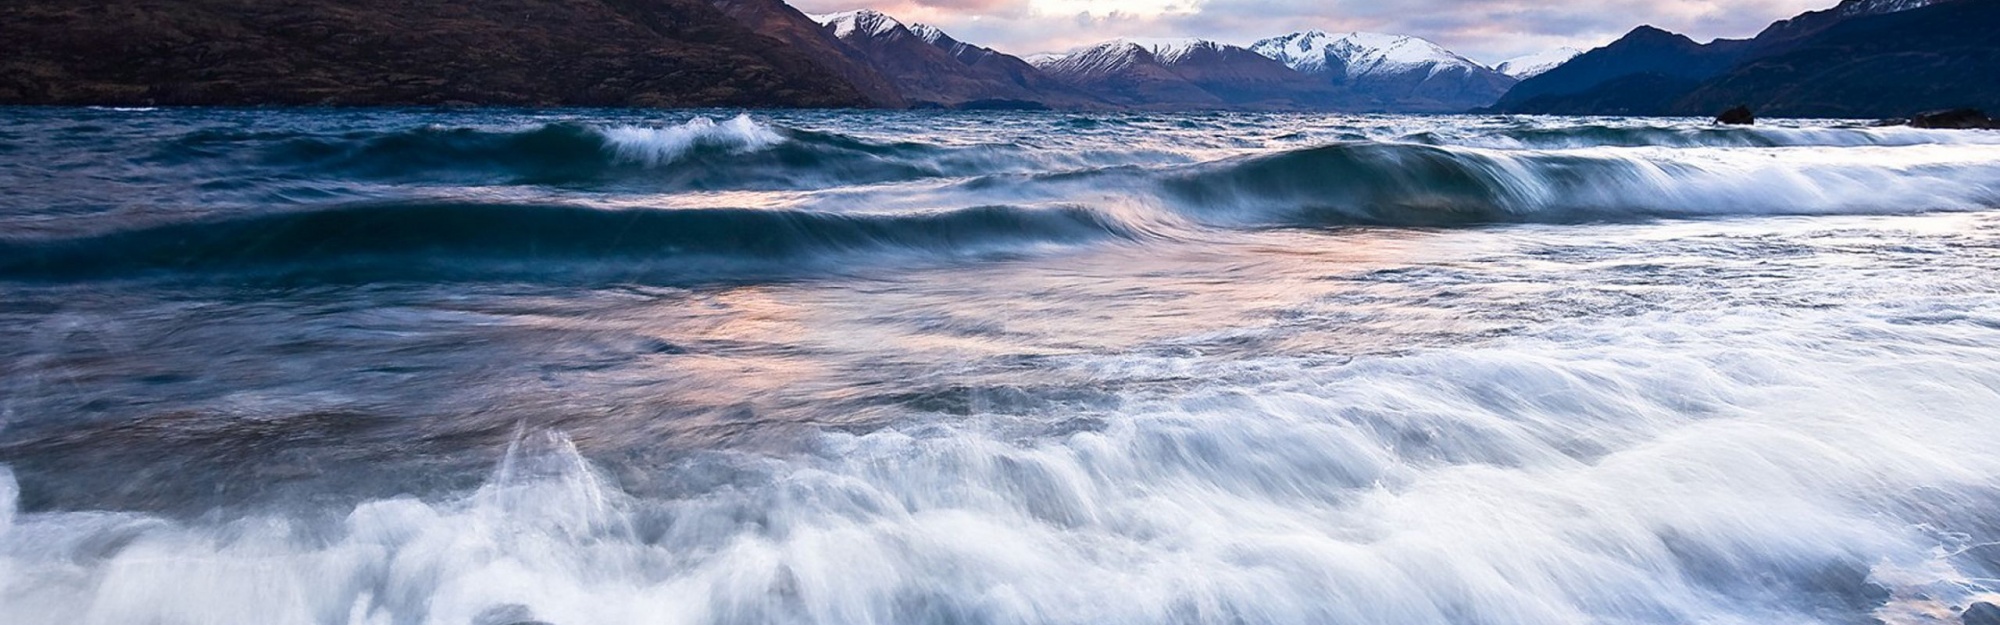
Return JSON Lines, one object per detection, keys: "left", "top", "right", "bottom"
{"left": 1910, "top": 109, "right": 1997, "bottom": 129}
{"left": 1966, "top": 602, "right": 2000, "bottom": 625}
{"left": 1716, "top": 105, "right": 1756, "bottom": 125}
{"left": 473, "top": 605, "right": 554, "bottom": 625}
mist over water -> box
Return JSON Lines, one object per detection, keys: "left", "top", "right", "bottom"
{"left": 3, "top": 108, "right": 2000, "bottom": 625}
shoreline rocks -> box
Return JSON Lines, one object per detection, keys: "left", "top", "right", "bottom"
{"left": 1715, "top": 105, "right": 1755, "bottom": 125}
{"left": 1965, "top": 602, "right": 2000, "bottom": 625}
{"left": 1909, "top": 108, "right": 1999, "bottom": 129}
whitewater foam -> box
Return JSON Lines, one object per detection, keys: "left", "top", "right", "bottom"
{"left": 5, "top": 298, "right": 2000, "bottom": 624}
{"left": 1153, "top": 142, "right": 2000, "bottom": 226}
{"left": 600, "top": 115, "right": 788, "bottom": 167}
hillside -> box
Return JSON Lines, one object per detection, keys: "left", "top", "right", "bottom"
{"left": 0, "top": 0, "right": 874, "bottom": 107}
{"left": 707, "top": 0, "right": 905, "bottom": 107}
{"left": 1678, "top": 0, "right": 2000, "bottom": 117}
{"left": 1491, "top": 0, "right": 1991, "bottom": 117}
{"left": 810, "top": 10, "right": 1101, "bottom": 109}
{"left": 1490, "top": 26, "right": 1754, "bottom": 114}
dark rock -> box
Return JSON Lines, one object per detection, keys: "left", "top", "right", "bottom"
{"left": 1716, "top": 105, "right": 1755, "bottom": 124}
{"left": 1910, "top": 108, "right": 1998, "bottom": 129}
{"left": 1965, "top": 602, "right": 2000, "bottom": 625}
{"left": 0, "top": 0, "right": 878, "bottom": 108}
{"left": 474, "top": 604, "right": 555, "bottom": 625}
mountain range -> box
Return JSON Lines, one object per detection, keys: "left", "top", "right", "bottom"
{"left": 807, "top": 10, "right": 1100, "bottom": 110}
{"left": 1246, "top": 31, "right": 1518, "bottom": 112}
{"left": 1491, "top": 0, "right": 1999, "bottom": 117}
{"left": 1026, "top": 39, "right": 1335, "bottom": 110}
{"left": 1, "top": 0, "right": 1993, "bottom": 116}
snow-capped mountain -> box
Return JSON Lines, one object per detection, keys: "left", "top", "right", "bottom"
{"left": 1031, "top": 38, "right": 1336, "bottom": 110}
{"left": 1253, "top": 31, "right": 1477, "bottom": 78}
{"left": 1495, "top": 47, "right": 1583, "bottom": 79}
{"left": 1836, "top": 0, "right": 1938, "bottom": 17}
{"left": 1250, "top": 30, "right": 1517, "bottom": 112}
{"left": 1021, "top": 53, "right": 1067, "bottom": 67}
{"left": 812, "top": 9, "right": 903, "bottom": 39}
{"left": 805, "top": 9, "right": 1100, "bottom": 109}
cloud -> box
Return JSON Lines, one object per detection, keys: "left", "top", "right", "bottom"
{"left": 786, "top": 0, "right": 1840, "bottom": 63}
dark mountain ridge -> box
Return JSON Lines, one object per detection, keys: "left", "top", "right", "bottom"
{"left": 809, "top": 10, "right": 1102, "bottom": 110}
{"left": 1679, "top": 0, "right": 2000, "bottom": 116}
{"left": 0, "top": 0, "right": 878, "bottom": 107}
{"left": 1489, "top": 27, "right": 1754, "bottom": 114}
{"left": 706, "top": 0, "right": 906, "bottom": 107}
{"left": 1492, "top": 0, "right": 1993, "bottom": 117}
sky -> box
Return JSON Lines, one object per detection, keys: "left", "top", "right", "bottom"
{"left": 788, "top": 0, "right": 1842, "bottom": 64}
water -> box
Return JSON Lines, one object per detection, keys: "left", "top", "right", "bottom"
{"left": 2, "top": 107, "right": 2000, "bottom": 625}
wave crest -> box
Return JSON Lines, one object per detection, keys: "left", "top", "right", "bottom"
{"left": 1153, "top": 141, "right": 2000, "bottom": 227}
{"left": 599, "top": 115, "right": 788, "bottom": 166}
{"left": 0, "top": 201, "right": 1137, "bottom": 284}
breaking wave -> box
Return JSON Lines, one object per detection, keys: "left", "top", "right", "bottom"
{"left": 254, "top": 115, "right": 965, "bottom": 189}
{"left": 13, "top": 139, "right": 2000, "bottom": 284}
{"left": 151, "top": 115, "right": 1125, "bottom": 191}
{"left": 1407, "top": 123, "right": 2000, "bottom": 149}
{"left": 1153, "top": 141, "right": 2000, "bottom": 226}
{"left": 13, "top": 114, "right": 2000, "bottom": 285}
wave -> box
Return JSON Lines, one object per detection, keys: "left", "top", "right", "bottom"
{"left": 1151, "top": 141, "right": 2000, "bottom": 227}
{"left": 0, "top": 201, "right": 1136, "bottom": 284}
{"left": 262, "top": 115, "right": 950, "bottom": 189}
{"left": 20, "top": 117, "right": 2000, "bottom": 285}
{"left": 149, "top": 115, "right": 1095, "bottom": 192}
{"left": 12, "top": 140, "right": 2000, "bottom": 285}
{"left": 1405, "top": 123, "right": 2000, "bottom": 150}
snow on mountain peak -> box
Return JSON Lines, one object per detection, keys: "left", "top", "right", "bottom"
{"left": 1837, "top": 0, "right": 1938, "bottom": 17}
{"left": 1122, "top": 38, "right": 1230, "bottom": 64}
{"left": 1023, "top": 52, "right": 1068, "bottom": 67}
{"left": 1250, "top": 31, "right": 1484, "bottom": 78}
{"left": 810, "top": 10, "right": 906, "bottom": 40}
{"left": 1032, "top": 37, "right": 1235, "bottom": 76}
{"left": 1494, "top": 47, "right": 1583, "bottom": 79}
{"left": 908, "top": 23, "right": 951, "bottom": 45}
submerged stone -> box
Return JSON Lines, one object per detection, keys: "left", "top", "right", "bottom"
{"left": 1910, "top": 109, "right": 1997, "bottom": 129}
{"left": 1966, "top": 602, "right": 2000, "bottom": 625}
{"left": 1716, "top": 106, "right": 1755, "bottom": 125}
